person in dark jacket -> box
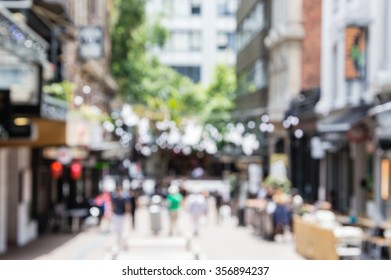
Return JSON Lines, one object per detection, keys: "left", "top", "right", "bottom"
{"left": 128, "top": 189, "right": 138, "bottom": 230}
{"left": 112, "top": 186, "right": 130, "bottom": 246}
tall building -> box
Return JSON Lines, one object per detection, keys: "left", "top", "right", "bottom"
{"left": 262, "top": 0, "right": 322, "bottom": 204}
{"left": 282, "top": 0, "right": 322, "bottom": 203}
{"left": 146, "top": 0, "right": 237, "bottom": 85}
{"left": 232, "top": 0, "right": 271, "bottom": 173}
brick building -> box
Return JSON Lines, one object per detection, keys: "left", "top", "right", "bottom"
{"left": 264, "top": 0, "right": 322, "bottom": 202}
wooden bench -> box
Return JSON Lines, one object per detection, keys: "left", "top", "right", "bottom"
{"left": 293, "top": 216, "right": 362, "bottom": 260}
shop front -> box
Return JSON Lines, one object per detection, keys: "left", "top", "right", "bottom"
{"left": 317, "top": 106, "right": 372, "bottom": 215}
{"left": 285, "top": 88, "right": 321, "bottom": 203}
{"left": 370, "top": 102, "right": 391, "bottom": 220}
{"left": 0, "top": 2, "right": 72, "bottom": 253}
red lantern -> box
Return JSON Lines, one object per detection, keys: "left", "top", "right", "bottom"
{"left": 50, "top": 161, "right": 63, "bottom": 179}
{"left": 70, "top": 162, "right": 82, "bottom": 180}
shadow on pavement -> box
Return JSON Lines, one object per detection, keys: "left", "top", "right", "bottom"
{"left": 0, "top": 232, "right": 80, "bottom": 260}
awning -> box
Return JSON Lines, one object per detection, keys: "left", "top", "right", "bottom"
{"left": 32, "top": 0, "right": 73, "bottom": 28}
{"left": 0, "top": 118, "right": 66, "bottom": 147}
{"left": 81, "top": 61, "right": 118, "bottom": 92}
{"left": 285, "top": 88, "right": 320, "bottom": 120}
{"left": 317, "top": 106, "right": 369, "bottom": 133}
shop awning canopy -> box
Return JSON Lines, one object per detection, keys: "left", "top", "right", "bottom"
{"left": 317, "top": 106, "right": 369, "bottom": 133}
{"left": 285, "top": 88, "right": 320, "bottom": 120}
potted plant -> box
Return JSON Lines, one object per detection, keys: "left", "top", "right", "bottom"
{"left": 263, "top": 174, "right": 292, "bottom": 194}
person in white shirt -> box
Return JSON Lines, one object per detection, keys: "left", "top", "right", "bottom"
{"left": 187, "top": 191, "right": 208, "bottom": 236}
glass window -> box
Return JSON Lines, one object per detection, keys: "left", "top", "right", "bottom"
{"left": 217, "top": 0, "right": 237, "bottom": 16}
{"left": 217, "top": 33, "right": 229, "bottom": 50}
{"left": 166, "top": 31, "right": 202, "bottom": 52}
{"left": 238, "top": 59, "right": 267, "bottom": 95}
{"left": 236, "top": 2, "right": 265, "bottom": 52}
{"left": 173, "top": 32, "right": 189, "bottom": 51}
{"left": 217, "top": 32, "right": 235, "bottom": 50}
{"left": 171, "top": 66, "right": 201, "bottom": 82}
{"left": 254, "top": 59, "right": 267, "bottom": 89}
{"left": 191, "top": 0, "right": 202, "bottom": 15}
{"left": 190, "top": 31, "right": 202, "bottom": 51}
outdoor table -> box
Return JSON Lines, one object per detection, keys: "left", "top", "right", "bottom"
{"left": 336, "top": 215, "right": 391, "bottom": 231}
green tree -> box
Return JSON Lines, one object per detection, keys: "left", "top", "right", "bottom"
{"left": 110, "top": 0, "right": 202, "bottom": 119}
{"left": 110, "top": 1, "right": 239, "bottom": 160}
{"left": 201, "top": 65, "right": 237, "bottom": 134}
{"left": 111, "top": 0, "right": 147, "bottom": 102}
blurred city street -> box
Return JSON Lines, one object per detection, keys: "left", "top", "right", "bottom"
{"left": 2, "top": 0, "right": 391, "bottom": 263}
{"left": 0, "top": 199, "right": 302, "bottom": 260}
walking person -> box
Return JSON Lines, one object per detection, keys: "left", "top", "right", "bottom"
{"left": 128, "top": 189, "right": 138, "bottom": 230}
{"left": 214, "top": 190, "right": 223, "bottom": 224}
{"left": 187, "top": 190, "right": 208, "bottom": 236}
{"left": 166, "top": 185, "right": 183, "bottom": 236}
{"left": 112, "top": 186, "right": 130, "bottom": 249}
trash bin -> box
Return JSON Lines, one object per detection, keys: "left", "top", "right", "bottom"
{"left": 149, "top": 195, "right": 162, "bottom": 235}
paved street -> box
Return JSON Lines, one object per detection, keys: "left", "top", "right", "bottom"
{"left": 0, "top": 198, "right": 303, "bottom": 260}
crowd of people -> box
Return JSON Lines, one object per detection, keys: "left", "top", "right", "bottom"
{"left": 87, "top": 167, "right": 307, "bottom": 248}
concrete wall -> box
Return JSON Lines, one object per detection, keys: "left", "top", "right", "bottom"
{"left": 4, "top": 147, "right": 37, "bottom": 248}
{"left": 266, "top": 0, "right": 304, "bottom": 122}
{"left": 317, "top": 0, "right": 382, "bottom": 114}
{"left": 0, "top": 149, "right": 8, "bottom": 253}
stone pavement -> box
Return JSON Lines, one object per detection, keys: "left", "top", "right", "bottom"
{"left": 114, "top": 198, "right": 303, "bottom": 260}
{"left": 0, "top": 198, "right": 303, "bottom": 260}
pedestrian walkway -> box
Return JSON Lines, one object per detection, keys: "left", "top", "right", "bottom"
{"left": 0, "top": 197, "right": 303, "bottom": 260}
{"left": 114, "top": 198, "right": 303, "bottom": 260}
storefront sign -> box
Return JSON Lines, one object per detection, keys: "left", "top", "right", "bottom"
{"left": 42, "top": 147, "right": 88, "bottom": 163}
{"left": 0, "top": 64, "right": 40, "bottom": 105}
{"left": 79, "top": 26, "right": 103, "bottom": 59}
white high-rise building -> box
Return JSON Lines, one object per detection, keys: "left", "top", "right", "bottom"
{"left": 146, "top": 0, "right": 237, "bottom": 85}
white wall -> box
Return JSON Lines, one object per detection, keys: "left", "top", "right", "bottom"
{"left": 16, "top": 148, "right": 37, "bottom": 246}
{"left": 5, "top": 148, "right": 37, "bottom": 248}
{"left": 317, "top": 0, "right": 383, "bottom": 113}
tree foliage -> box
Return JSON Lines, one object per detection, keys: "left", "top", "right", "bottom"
{"left": 110, "top": 0, "right": 238, "bottom": 152}
{"left": 110, "top": 0, "right": 147, "bottom": 102}
{"left": 201, "top": 65, "right": 237, "bottom": 133}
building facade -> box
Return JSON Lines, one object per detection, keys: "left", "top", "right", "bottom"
{"left": 0, "top": 0, "right": 71, "bottom": 253}
{"left": 231, "top": 0, "right": 270, "bottom": 175}
{"left": 283, "top": 0, "right": 322, "bottom": 203}
{"left": 146, "top": 0, "right": 237, "bottom": 85}
{"left": 263, "top": 0, "right": 323, "bottom": 204}
{"left": 264, "top": 0, "right": 305, "bottom": 183}
{"left": 317, "top": 0, "right": 391, "bottom": 218}
{"left": 0, "top": 0, "right": 120, "bottom": 255}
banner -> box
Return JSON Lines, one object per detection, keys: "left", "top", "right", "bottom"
{"left": 345, "top": 26, "right": 367, "bottom": 80}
